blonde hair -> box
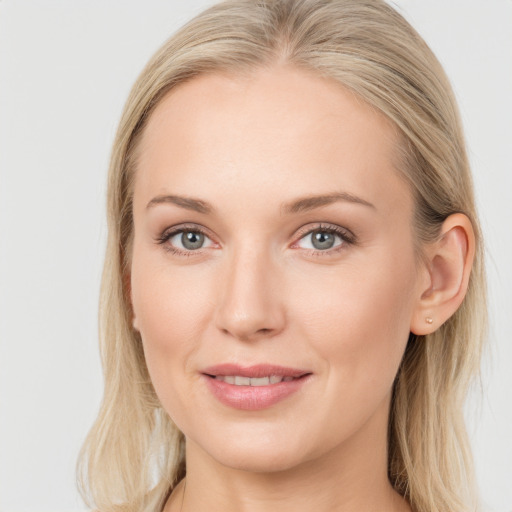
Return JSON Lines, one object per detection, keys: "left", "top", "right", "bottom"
{"left": 77, "top": 1, "right": 487, "bottom": 511}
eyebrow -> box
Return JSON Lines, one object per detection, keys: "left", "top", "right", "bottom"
{"left": 281, "top": 192, "right": 375, "bottom": 214}
{"left": 145, "top": 191, "right": 375, "bottom": 215}
{"left": 146, "top": 195, "right": 212, "bottom": 214}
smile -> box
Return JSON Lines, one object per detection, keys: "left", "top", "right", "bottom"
{"left": 201, "top": 364, "right": 312, "bottom": 410}
{"left": 212, "top": 375, "right": 296, "bottom": 386}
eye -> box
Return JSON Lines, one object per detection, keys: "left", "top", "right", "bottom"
{"left": 294, "top": 225, "right": 354, "bottom": 253}
{"left": 297, "top": 230, "right": 342, "bottom": 250}
{"left": 157, "top": 226, "right": 215, "bottom": 254}
{"left": 170, "top": 230, "right": 212, "bottom": 251}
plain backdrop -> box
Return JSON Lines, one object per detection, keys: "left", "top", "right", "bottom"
{"left": 0, "top": 1, "right": 511, "bottom": 511}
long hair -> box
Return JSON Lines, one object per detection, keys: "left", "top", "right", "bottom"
{"left": 77, "top": 1, "right": 487, "bottom": 511}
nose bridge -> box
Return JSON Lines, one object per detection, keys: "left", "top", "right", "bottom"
{"left": 215, "top": 241, "right": 285, "bottom": 341}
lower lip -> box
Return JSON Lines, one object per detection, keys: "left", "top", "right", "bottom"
{"left": 203, "top": 374, "right": 311, "bottom": 410}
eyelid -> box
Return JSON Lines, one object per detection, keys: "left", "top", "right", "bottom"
{"left": 157, "top": 222, "right": 213, "bottom": 240}
{"left": 293, "top": 223, "right": 356, "bottom": 244}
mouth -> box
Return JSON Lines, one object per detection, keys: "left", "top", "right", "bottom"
{"left": 202, "top": 363, "right": 311, "bottom": 381}
{"left": 201, "top": 364, "right": 312, "bottom": 410}
{"left": 207, "top": 375, "right": 300, "bottom": 386}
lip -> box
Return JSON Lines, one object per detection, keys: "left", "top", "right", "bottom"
{"left": 201, "top": 364, "right": 312, "bottom": 410}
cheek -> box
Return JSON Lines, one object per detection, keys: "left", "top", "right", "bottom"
{"left": 133, "top": 266, "right": 201, "bottom": 349}
{"left": 277, "top": 253, "right": 418, "bottom": 450}
{"left": 292, "top": 253, "right": 416, "bottom": 389}
{"left": 130, "top": 247, "right": 215, "bottom": 404}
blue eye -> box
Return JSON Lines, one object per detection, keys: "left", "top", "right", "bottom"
{"left": 170, "top": 231, "right": 209, "bottom": 250}
{"left": 157, "top": 223, "right": 354, "bottom": 256}
{"left": 158, "top": 227, "right": 214, "bottom": 253}
{"left": 297, "top": 229, "right": 343, "bottom": 251}
{"left": 295, "top": 225, "right": 354, "bottom": 253}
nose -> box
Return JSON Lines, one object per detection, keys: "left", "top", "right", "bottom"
{"left": 214, "top": 246, "right": 286, "bottom": 342}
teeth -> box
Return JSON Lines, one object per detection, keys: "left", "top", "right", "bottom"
{"left": 250, "top": 377, "right": 270, "bottom": 386}
{"left": 214, "top": 375, "right": 297, "bottom": 386}
{"left": 234, "top": 376, "right": 250, "bottom": 386}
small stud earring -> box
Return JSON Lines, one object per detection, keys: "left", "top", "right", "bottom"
{"left": 425, "top": 317, "right": 433, "bottom": 324}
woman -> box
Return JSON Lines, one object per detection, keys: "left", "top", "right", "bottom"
{"left": 78, "top": 1, "right": 487, "bottom": 511}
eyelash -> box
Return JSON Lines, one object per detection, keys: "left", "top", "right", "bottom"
{"left": 155, "top": 223, "right": 356, "bottom": 257}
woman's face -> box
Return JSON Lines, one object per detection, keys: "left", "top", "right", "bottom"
{"left": 130, "top": 66, "right": 426, "bottom": 472}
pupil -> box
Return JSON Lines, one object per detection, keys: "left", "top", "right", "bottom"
{"left": 312, "top": 231, "right": 335, "bottom": 250}
{"left": 182, "top": 231, "right": 204, "bottom": 250}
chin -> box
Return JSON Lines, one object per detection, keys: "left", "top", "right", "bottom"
{"left": 213, "top": 445, "right": 306, "bottom": 473}
{"left": 189, "top": 426, "right": 313, "bottom": 474}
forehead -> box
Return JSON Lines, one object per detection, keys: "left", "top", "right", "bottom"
{"left": 134, "top": 65, "right": 411, "bottom": 218}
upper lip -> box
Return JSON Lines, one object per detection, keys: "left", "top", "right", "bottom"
{"left": 202, "top": 364, "right": 311, "bottom": 378}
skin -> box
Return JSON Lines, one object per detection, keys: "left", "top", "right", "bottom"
{"left": 129, "top": 65, "right": 474, "bottom": 512}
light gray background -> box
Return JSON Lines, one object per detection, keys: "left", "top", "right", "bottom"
{"left": 0, "top": 1, "right": 510, "bottom": 511}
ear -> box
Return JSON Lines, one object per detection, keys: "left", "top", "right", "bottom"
{"left": 410, "top": 213, "right": 475, "bottom": 335}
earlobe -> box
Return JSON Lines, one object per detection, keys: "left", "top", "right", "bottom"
{"left": 410, "top": 213, "right": 475, "bottom": 335}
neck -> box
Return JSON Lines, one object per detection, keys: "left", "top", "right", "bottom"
{"left": 165, "top": 402, "right": 410, "bottom": 512}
